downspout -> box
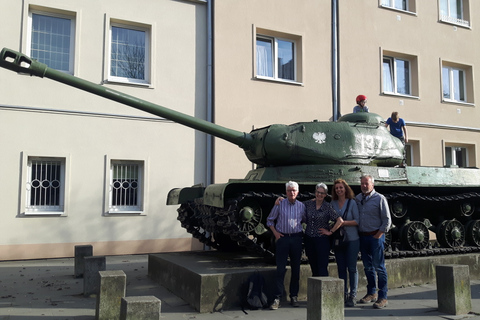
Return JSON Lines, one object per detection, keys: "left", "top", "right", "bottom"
{"left": 332, "top": 0, "right": 340, "bottom": 121}
{"left": 206, "top": 0, "right": 213, "bottom": 186}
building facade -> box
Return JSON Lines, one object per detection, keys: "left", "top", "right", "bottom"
{"left": 0, "top": 0, "right": 207, "bottom": 260}
{"left": 212, "top": 0, "right": 479, "bottom": 182}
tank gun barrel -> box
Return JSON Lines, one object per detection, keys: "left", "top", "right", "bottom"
{"left": 0, "top": 48, "right": 253, "bottom": 149}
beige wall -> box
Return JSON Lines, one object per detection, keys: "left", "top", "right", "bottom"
{"left": 0, "top": 0, "right": 207, "bottom": 260}
{"left": 213, "top": 0, "right": 333, "bottom": 182}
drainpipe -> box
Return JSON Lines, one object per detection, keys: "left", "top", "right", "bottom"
{"left": 332, "top": 0, "right": 340, "bottom": 121}
{"left": 206, "top": 0, "right": 213, "bottom": 186}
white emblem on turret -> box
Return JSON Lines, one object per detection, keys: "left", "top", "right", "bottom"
{"left": 312, "top": 132, "right": 326, "bottom": 144}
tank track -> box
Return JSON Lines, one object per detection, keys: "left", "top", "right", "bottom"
{"left": 177, "top": 191, "right": 480, "bottom": 260}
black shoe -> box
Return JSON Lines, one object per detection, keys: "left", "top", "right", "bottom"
{"left": 345, "top": 296, "right": 356, "bottom": 307}
{"left": 290, "top": 296, "right": 299, "bottom": 307}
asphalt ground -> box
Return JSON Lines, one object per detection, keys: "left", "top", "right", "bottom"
{"left": 0, "top": 254, "right": 480, "bottom": 319}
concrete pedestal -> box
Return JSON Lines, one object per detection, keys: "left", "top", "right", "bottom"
{"left": 307, "top": 277, "right": 343, "bottom": 320}
{"left": 120, "top": 296, "right": 161, "bottom": 320}
{"left": 95, "top": 270, "right": 126, "bottom": 320}
{"left": 436, "top": 264, "right": 471, "bottom": 315}
{"left": 74, "top": 245, "right": 93, "bottom": 278}
{"left": 84, "top": 255, "right": 106, "bottom": 296}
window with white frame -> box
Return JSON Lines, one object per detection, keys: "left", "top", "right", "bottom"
{"left": 109, "top": 22, "right": 150, "bottom": 84}
{"left": 26, "top": 157, "right": 65, "bottom": 214}
{"left": 440, "top": 0, "right": 470, "bottom": 27}
{"left": 383, "top": 56, "right": 411, "bottom": 95}
{"left": 256, "top": 34, "right": 296, "bottom": 82}
{"left": 442, "top": 65, "right": 466, "bottom": 102}
{"left": 28, "top": 10, "right": 75, "bottom": 73}
{"left": 109, "top": 160, "right": 143, "bottom": 213}
{"left": 445, "top": 146, "right": 468, "bottom": 167}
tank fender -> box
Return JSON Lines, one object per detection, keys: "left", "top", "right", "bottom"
{"left": 166, "top": 184, "right": 205, "bottom": 205}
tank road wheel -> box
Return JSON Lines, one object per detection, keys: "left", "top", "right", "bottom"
{"left": 401, "top": 221, "right": 429, "bottom": 251}
{"left": 466, "top": 220, "right": 480, "bottom": 247}
{"left": 384, "top": 230, "right": 392, "bottom": 249}
{"left": 390, "top": 200, "right": 407, "bottom": 219}
{"left": 437, "top": 219, "right": 465, "bottom": 248}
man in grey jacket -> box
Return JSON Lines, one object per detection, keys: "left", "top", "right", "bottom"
{"left": 356, "top": 174, "right": 391, "bottom": 309}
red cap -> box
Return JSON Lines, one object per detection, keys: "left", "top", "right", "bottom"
{"left": 356, "top": 95, "right": 367, "bottom": 103}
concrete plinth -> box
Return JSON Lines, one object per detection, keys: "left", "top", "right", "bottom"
{"left": 84, "top": 255, "right": 106, "bottom": 296}
{"left": 307, "top": 277, "right": 343, "bottom": 320}
{"left": 436, "top": 264, "right": 471, "bottom": 315}
{"left": 95, "top": 270, "right": 126, "bottom": 320}
{"left": 120, "top": 296, "right": 161, "bottom": 320}
{"left": 148, "top": 251, "right": 480, "bottom": 313}
{"left": 74, "top": 245, "right": 93, "bottom": 278}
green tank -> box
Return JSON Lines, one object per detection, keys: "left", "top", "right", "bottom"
{"left": 2, "top": 48, "right": 480, "bottom": 258}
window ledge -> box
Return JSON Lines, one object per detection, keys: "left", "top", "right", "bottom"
{"left": 254, "top": 76, "right": 303, "bottom": 86}
{"left": 106, "top": 210, "right": 145, "bottom": 215}
{"left": 439, "top": 17, "right": 471, "bottom": 29}
{"left": 382, "top": 92, "right": 419, "bottom": 100}
{"left": 104, "top": 79, "right": 152, "bottom": 88}
{"left": 23, "top": 211, "right": 66, "bottom": 216}
{"left": 442, "top": 99, "right": 474, "bottom": 107}
{"left": 379, "top": 5, "right": 417, "bottom": 16}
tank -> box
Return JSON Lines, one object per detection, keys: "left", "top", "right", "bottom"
{"left": 2, "top": 48, "right": 480, "bottom": 258}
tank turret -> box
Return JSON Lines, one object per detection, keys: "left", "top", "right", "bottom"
{"left": 3, "top": 47, "right": 480, "bottom": 258}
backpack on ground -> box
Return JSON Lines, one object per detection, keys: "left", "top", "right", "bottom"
{"left": 245, "top": 271, "right": 268, "bottom": 310}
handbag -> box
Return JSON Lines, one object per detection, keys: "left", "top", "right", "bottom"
{"left": 331, "top": 199, "right": 351, "bottom": 248}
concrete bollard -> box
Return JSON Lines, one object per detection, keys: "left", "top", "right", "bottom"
{"left": 307, "top": 277, "right": 343, "bottom": 320}
{"left": 84, "top": 256, "right": 106, "bottom": 297}
{"left": 74, "top": 245, "right": 93, "bottom": 278}
{"left": 436, "top": 264, "right": 471, "bottom": 315}
{"left": 95, "top": 270, "right": 126, "bottom": 320}
{"left": 120, "top": 296, "right": 161, "bottom": 320}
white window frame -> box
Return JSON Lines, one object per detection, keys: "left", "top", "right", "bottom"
{"left": 256, "top": 34, "right": 297, "bottom": 83}
{"left": 108, "top": 160, "right": 144, "bottom": 214}
{"left": 24, "top": 156, "right": 67, "bottom": 215}
{"left": 442, "top": 65, "right": 466, "bottom": 103}
{"left": 381, "top": 0, "right": 408, "bottom": 11}
{"left": 439, "top": 0, "right": 470, "bottom": 27}
{"left": 108, "top": 21, "right": 151, "bottom": 85}
{"left": 445, "top": 146, "right": 468, "bottom": 167}
{"left": 383, "top": 56, "right": 411, "bottom": 96}
{"left": 27, "top": 9, "right": 75, "bottom": 74}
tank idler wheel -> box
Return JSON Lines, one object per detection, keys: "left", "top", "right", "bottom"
{"left": 459, "top": 202, "right": 475, "bottom": 217}
{"left": 237, "top": 198, "right": 262, "bottom": 233}
{"left": 390, "top": 200, "right": 407, "bottom": 219}
{"left": 466, "top": 220, "right": 480, "bottom": 247}
{"left": 437, "top": 220, "right": 465, "bottom": 248}
{"left": 401, "top": 221, "right": 429, "bottom": 251}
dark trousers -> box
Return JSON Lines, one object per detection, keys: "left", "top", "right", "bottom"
{"left": 274, "top": 234, "right": 303, "bottom": 299}
{"left": 304, "top": 235, "right": 331, "bottom": 276}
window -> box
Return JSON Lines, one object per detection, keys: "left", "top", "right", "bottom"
{"left": 26, "top": 157, "right": 65, "bottom": 214}
{"left": 109, "top": 160, "right": 144, "bottom": 213}
{"left": 442, "top": 66, "right": 465, "bottom": 102}
{"left": 28, "top": 10, "right": 75, "bottom": 73}
{"left": 381, "top": 0, "right": 407, "bottom": 10}
{"left": 445, "top": 146, "right": 468, "bottom": 167}
{"left": 405, "top": 140, "right": 420, "bottom": 166}
{"left": 255, "top": 28, "right": 301, "bottom": 83}
{"left": 439, "top": 0, "right": 470, "bottom": 27}
{"left": 441, "top": 61, "right": 473, "bottom": 104}
{"left": 383, "top": 56, "right": 412, "bottom": 95}
{"left": 109, "top": 22, "right": 150, "bottom": 84}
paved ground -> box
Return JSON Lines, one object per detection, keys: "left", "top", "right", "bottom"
{"left": 0, "top": 254, "right": 479, "bottom": 319}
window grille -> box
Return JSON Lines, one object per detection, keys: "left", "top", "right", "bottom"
{"left": 27, "top": 159, "right": 64, "bottom": 211}
{"left": 110, "top": 162, "right": 142, "bottom": 211}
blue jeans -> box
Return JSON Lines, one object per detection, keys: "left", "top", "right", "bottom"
{"left": 274, "top": 234, "right": 303, "bottom": 299}
{"left": 360, "top": 234, "right": 388, "bottom": 299}
{"left": 334, "top": 239, "right": 360, "bottom": 298}
{"left": 304, "top": 235, "right": 331, "bottom": 277}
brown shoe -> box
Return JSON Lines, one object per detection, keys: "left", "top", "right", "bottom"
{"left": 373, "top": 298, "right": 388, "bottom": 309}
{"left": 359, "top": 293, "right": 378, "bottom": 304}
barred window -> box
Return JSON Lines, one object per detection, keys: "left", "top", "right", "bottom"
{"left": 26, "top": 157, "right": 65, "bottom": 213}
{"left": 109, "top": 161, "right": 143, "bottom": 212}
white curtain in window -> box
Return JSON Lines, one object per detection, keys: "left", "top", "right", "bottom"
{"left": 256, "top": 45, "right": 270, "bottom": 77}
{"left": 383, "top": 61, "right": 393, "bottom": 92}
